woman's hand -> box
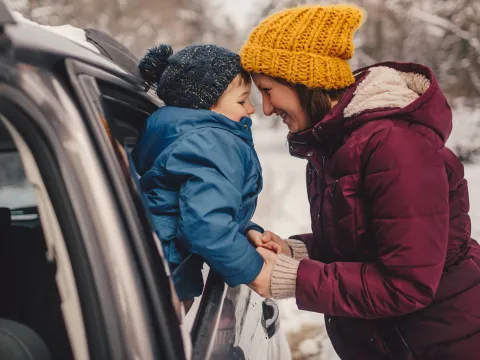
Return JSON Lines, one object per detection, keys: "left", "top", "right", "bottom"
{"left": 261, "top": 231, "right": 292, "bottom": 257}
{"left": 249, "top": 247, "right": 277, "bottom": 298}
{"left": 247, "top": 230, "right": 282, "bottom": 254}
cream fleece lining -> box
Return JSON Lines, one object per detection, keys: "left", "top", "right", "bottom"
{"left": 344, "top": 66, "right": 431, "bottom": 118}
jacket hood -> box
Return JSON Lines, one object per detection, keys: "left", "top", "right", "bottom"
{"left": 132, "top": 106, "right": 254, "bottom": 175}
{"left": 289, "top": 62, "right": 453, "bottom": 150}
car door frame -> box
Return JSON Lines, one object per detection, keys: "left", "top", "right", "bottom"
{"left": 0, "top": 58, "right": 185, "bottom": 360}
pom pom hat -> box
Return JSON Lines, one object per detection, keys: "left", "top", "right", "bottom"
{"left": 139, "top": 44, "right": 243, "bottom": 109}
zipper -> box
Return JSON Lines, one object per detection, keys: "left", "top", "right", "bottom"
{"left": 332, "top": 179, "right": 339, "bottom": 196}
{"left": 307, "top": 160, "right": 323, "bottom": 240}
{"left": 307, "top": 164, "right": 313, "bottom": 185}
{"left": 319, "top": 155, "right": 327, "bottom": 240}
{"left": 307, "top": 161, "right": 322, "bottom": 195}
{"left": 331, "top": 179, "right": 339, "bottom": 241}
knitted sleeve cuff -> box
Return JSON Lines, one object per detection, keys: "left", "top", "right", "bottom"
{"left": 285, "top": 238, "right": 309, "bottom": 261}
{"left": 271, "top": 254, "right": 300, "bottom": 300}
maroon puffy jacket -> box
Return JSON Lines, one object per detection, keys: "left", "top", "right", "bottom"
{"left": 288, "top": 62, "right": 480, "bottom": 359}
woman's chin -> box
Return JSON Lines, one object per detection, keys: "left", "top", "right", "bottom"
{"left": 285, "top": 123, "right": 299, "bottom": 133}
{"left": 283, "top": 119, "right": 294, "bottom": 132}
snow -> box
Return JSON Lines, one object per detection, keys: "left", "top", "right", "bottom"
{"left": 299, "top": 338, "right": 322, "bottom": 356}
{"left": 447, "top": 103, "right": 480, "bottom": 164}
{"left": 465, "top": 165, "right": 480, "bottom": 240}
{"left": 11, "top": 11, "right": 101, "bottom": 54}
{"left": 251, "top": 107, "right": 480, "bottom": 359}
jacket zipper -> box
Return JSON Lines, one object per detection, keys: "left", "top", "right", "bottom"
{"left": 332, "top": 179, "right": 339, "bottom": 196}
{"left": 319, "top": 156, "right": 327, "bottom": 240}
{"left": 331, "top": 179, "right": 339, "bottom": 241}
{"left": 307, "top": 160, "right": 323, "bottom": 240}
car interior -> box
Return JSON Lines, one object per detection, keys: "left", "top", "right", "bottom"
{"left": 0, "top": 124, "right": 73, "bottom": 360}
{"left": 0, "top": 77, "right": 160, "bottom": 359}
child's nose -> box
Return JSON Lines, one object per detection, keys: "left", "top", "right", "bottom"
{"left": 248, "top": 103, "right": 256, "bottom": 116}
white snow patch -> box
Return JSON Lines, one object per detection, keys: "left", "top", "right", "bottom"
{"left": 465, "top": 164, "right": 480, "bottom": 241}
{"left": 11, "top": 11, "right": 101, "bottom": 54}
{"left": 299, "top": 338, "right": 321, "bottom": 356}
{"left": 447, "top": 104, "right": 480, "bottom": 164}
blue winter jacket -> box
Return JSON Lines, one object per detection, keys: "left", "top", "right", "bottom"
{"left": 132, "top": 106, "right": 264, "bottom": 299}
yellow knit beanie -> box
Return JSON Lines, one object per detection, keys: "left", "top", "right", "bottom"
{"left": 240, "top": 4, "right": 363, "bottom": 89}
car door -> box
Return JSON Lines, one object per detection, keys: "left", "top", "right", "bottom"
{"left": 184, "top": 266, "right": 290, "bottom": 360}
{"left": 0, "top": 43, "right": 187, "bottom": 360}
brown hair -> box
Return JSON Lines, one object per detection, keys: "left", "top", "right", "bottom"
{"left": 215, "top": 69, "right": 252, "bottom": 106}
{"left": 275, "top": 77, "right": 346, "bottom": 127}
{"left": 231, "top": 68, "right": 252, "bottom": 88}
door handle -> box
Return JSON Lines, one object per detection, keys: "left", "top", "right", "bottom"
{"left": 261, "top": 299, "right": 280, "bottom": 338}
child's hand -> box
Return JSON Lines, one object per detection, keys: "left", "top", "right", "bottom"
{"left": 261, "top": 231, "right": 292, "bottom": 257}
{"left": 247, "top": 230, "right": 282, "bottom": 254}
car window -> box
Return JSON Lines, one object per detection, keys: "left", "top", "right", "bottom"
{"left": 0, "top": 151, "right": 37, "bottom": 210}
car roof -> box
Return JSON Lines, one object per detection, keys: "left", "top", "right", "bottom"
{"left": 2, "top": 15, "right": 143, "bottom": 86}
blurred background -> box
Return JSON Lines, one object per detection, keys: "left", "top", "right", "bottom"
{"left": 7, "top": 0, "right": 480, "bottom": 359}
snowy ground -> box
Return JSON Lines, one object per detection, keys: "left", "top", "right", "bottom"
{"left": 251, "top": 120, "right": 480, "bottom": 360}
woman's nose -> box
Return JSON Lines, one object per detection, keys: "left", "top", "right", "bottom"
{"left": 262, "top": 97, "right": 274, "bottom": 116}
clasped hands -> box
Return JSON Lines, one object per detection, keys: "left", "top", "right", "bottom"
{"left": 246, "top": 229, "right": 291, "bottom": 298}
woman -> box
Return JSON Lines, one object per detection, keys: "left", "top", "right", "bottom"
{"left": 243, "top": 4, "right": 480, "bottom": 360}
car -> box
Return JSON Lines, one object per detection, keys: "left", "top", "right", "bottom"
{"left": 0, "top": 2, "right": 291, "bottom": 360}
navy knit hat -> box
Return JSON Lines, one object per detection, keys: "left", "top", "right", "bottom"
{"left": 138, "top": 44, "right": 243, "bottom": 110}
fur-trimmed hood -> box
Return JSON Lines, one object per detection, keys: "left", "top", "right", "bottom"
{"left": 289, "top": 62, "right": 453, "bottom": 148}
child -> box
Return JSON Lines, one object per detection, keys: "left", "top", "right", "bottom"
{"left": 132, "top": 44, "right": 279, "bottom": 302}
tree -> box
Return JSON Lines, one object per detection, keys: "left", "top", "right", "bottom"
{"left": 8, "top": 0, "right": 242, "bottom": 56}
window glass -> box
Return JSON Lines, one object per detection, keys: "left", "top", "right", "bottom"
{"left": 0, "top": 152, "right": 36, "bottom": 211}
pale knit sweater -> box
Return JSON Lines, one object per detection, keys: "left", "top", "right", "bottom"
{"left": 271, "top": 239, "right": 309, "bottom": 299}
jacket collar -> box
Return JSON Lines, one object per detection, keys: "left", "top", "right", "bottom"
{"left": 133, "top": 106, "right": 254, "bottom": 174}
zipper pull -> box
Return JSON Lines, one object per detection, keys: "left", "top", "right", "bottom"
{"left": 332, "top": 179, "right": 339, "bottom": 197}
